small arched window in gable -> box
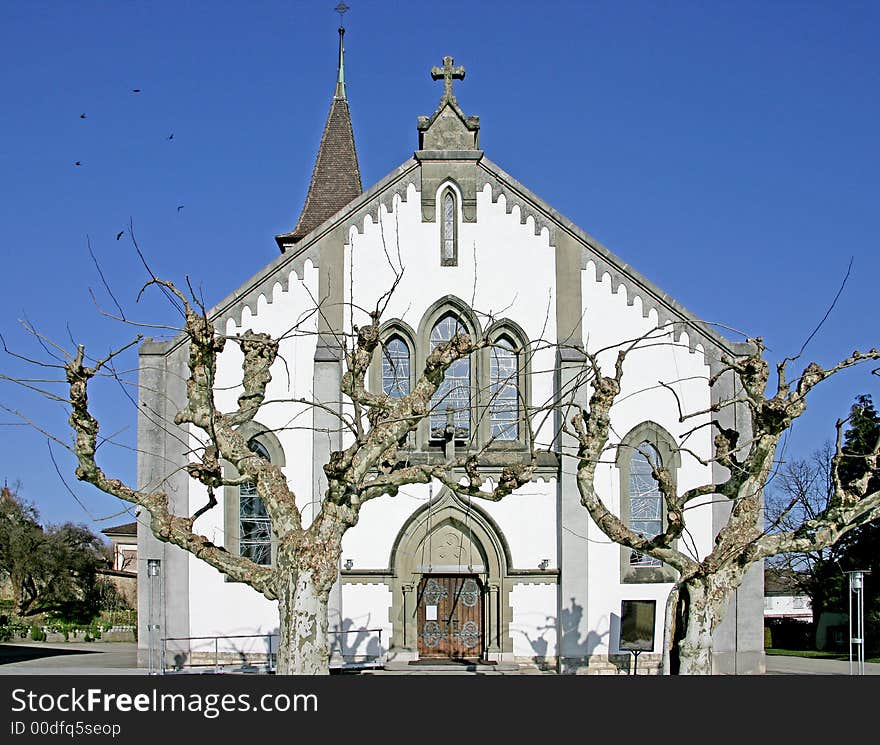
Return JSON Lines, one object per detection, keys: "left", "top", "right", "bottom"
{"left": 429, "top": 313, "right": 470, "bottom": 439}
{"left": 629, "top": 443, "right": 662, "bottom": 567}
{"left": 440, "top": 189, "right": 458, "bottom": 266}
{"left": 239, "top": 438, "right": 272, "bottom": 566}
{"left": 489, "top": 336, "right": 519, "bottom": 441}
{"left": 382, "top": 335, "right": 411, "bottom": 399}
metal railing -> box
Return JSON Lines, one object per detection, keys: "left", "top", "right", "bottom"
{"left": 329, "top": 628, "right": 386, "bottom": 669}
{"left": 161, "top": 633, "right": 277, "bottom": 674}
{"left": 159, "top": 628, "right": 385, "bottom": 674}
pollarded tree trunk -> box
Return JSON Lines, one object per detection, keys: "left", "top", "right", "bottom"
{"left": 673, "top": 567, "right": 747, "bottom": 675}
{"left": 274, "top": 524, "right": 346, "bottom": 675}
{"left": 276, "top": 566, "right": 332, "bottom": 675}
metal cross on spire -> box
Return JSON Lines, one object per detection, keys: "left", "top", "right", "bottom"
{"left": 334, "top": 3, "right": 350, "bottom": 98}
{"left": 431, "top": 56, "right": 466, "bottom": 102}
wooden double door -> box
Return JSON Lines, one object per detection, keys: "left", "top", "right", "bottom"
{"left": 416, "top": 575, "right": 484, "bottom": 659}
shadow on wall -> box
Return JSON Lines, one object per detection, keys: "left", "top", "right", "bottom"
{"left": 607, "top": 612, "right": 633, "bottom": 674}
{"left": 559, "top": 597, "right": 609, "bottom": 674}
{"left": 263, "top": 627, "right": 279, "bottom": 669}
{"left": 517, "top": 619, "right": 555, "bottom": 669}
{"left": 333, "top": 617, "right": 383, "bottom": 661}
{"left": 172, "top": 651, "right": 187, "bottom": 671}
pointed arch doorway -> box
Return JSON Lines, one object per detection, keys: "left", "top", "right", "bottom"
{"left": 388, "top": 488, "right": 514, "bottom": 662}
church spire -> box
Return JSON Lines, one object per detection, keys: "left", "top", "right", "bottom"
{"left": 276, "top": 7, "right": 362, "bottom": 252}
{"left": 335, "top": 25, "right": 346, "bottom": 99}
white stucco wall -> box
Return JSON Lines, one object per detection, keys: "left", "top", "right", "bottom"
{"left": 580, "top": 260, "right": 714, "bottom": 656}
{"left": 765, "top": 594, "right": 812, "bottom": 620}
{"left": 187, "top": 263, "right": 319, "bottom": 638}
{"left": 341, "top": 479, "right": 557, "bottom": 571}
{"left": 176, "top": 162, "right": 721, "bottom": 665}
{"left": 335, "top": 179, "right": 561, "bottom": 647}
{"left": 343, "top": 183, "right": 558, "bottom": 448}
{"left": 510, "top": 583, "right": 558, "bottom": 660}
{"left": 337, "top": 583, "right": 392, "bottom": 657}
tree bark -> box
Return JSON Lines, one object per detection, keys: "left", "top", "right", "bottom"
{"left": 275, "top": 567, "right": 331, "bottom": 675}
{"left": 675, "top": 567, "right": 746, "bottom": 675}
{"left": 676, "top": 579, "right": 715, "bottom": 675}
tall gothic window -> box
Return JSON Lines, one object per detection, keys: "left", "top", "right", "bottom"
{"left": 239, "top": 438, "right": 272, "bottom": 566}
{"left": 440, "top": 189, "right": 457, "bottom": 266}
{"left": 381, "top": 336, "right": 410, "bottom": 399}
{"left": 629, "top": 443, "right": 662, "bottom": 567}
{"left": 489, "top": 337, "right": 518, "bottom": 441}
{"left": 429, "top": 314, "right": 470, "bottom": 439}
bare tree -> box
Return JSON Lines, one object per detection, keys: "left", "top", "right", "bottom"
{"left": 6, "top": 235, "right": 877, "bottom": 676}
{"left": 764, "top": 444, "right": 837, "bottom": 604}
{"left": 9, "top": 270, "right": 540, "bottom": 674}
{"left": 765, "top": 395, "right": 880, "bottom": 631}
{"left": 565, "top": 337, "right": 880, "bottom": 674}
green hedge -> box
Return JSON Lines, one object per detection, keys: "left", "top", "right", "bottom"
{"left": 765, "top": 618, "right": 814, "bottom": 650}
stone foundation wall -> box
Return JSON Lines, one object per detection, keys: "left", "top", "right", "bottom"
{"left": 561, "top": 653, "right": 663, "bottom": 675}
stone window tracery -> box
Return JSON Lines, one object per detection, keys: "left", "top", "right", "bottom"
{"left": 430, "top": 313, "right": 470, "bottom": 439}
{"left": 239, "top": 438, "right": 273, "bottom": 566}
{"left": 381, "top": 335, "right": 411, "bottom": 399}
{"left": 489, "top": 336, "right": 519, "bottom": 441}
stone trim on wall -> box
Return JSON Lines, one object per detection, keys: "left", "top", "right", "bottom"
{"left": 439, "top": 185, "right": 459, "bottom": 265}
{"left": 415, "top": 151, "right": 482, "bottom": 223}
{"left": 136, "top": 342, "right": 191, "bottom": 666}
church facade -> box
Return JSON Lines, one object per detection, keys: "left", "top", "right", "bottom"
{"left": 136, "top": 32, "right": 764, "bottom": 674}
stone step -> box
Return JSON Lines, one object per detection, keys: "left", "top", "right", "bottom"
{"left": 381, "top": 660, "right": 521, "bottom": 674}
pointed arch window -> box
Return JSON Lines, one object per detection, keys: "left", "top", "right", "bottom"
{"left": 381, "top": 335, "right": 411, "bottom": 399}
{"left": 489, "top": 337, "right": 519, "bottom": 441}
{"left": 440, "top": 189, "right": 458, "bottom": 266}
{"left": 239, "top": 438, "right": 272, "bottom": 566}
{"left": 628, "top": 443, "right": 663, "bottom": 567}
{"left": 429, "top": 313, "right": 470, "bottom": 439}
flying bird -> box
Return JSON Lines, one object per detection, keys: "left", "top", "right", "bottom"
{"left": 131, "top": 88, "right": 141, "bottom": 93}
{"left": 75, "top": 161, "right": 82, "bottom": 166}
{"left": 116, "top": 231, "right": 124, "bottom": 240}
{"left": 79, "top": 113, "right": 87, "bottom": 119}
{"left": 177, "top": 204, "right": 184, "bottom": 212}
{"left": 166, "top": 133, "right": 174, "bottom": 140}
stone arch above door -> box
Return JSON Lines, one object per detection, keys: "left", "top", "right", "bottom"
{"left": 421, "top": 520, "right": 485, "bottom": 571}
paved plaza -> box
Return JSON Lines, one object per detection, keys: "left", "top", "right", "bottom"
{"left": 2, "top": 641, "right": 879, "bottom": 675}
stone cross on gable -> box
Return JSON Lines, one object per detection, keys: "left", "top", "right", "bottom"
{"left": 431, "top": 56, "right": 466, "bottom": 101}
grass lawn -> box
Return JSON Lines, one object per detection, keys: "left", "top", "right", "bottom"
{"left": 766, "top": 648, "right": 880, "bottom": 663}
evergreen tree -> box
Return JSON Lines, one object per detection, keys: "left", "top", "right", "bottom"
{"left": 812, "top": 395, "right": 880, "bottom": 652}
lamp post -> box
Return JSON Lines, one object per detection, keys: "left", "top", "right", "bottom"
{"left": 846, "top": 570, "right": 869, "bottom": 675}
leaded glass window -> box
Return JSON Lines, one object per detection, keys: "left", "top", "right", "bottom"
{"left": 629, "top": 443, "right": 662, "bottom": 567}
{"left": 381, "top": 336, "right": 410, "bottom": 399}
{"left": 489, "top": 337, "right": 518, "bottom": 441}
{"left": 240, "top": 438, "right": 272, "bottom": 566}
{"left": 441, "top": 190, "right": 457, "bottom": 265}
{"left": 429, "top": 314, "right": 470, "bottom": 439}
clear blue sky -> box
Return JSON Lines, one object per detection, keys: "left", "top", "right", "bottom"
{"left": 1, "top": 1, "right": 877, "bottom": 534}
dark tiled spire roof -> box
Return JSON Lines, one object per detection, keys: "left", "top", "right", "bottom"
{"left": 277, "top": 27, "right": 362, "bottom": 252}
